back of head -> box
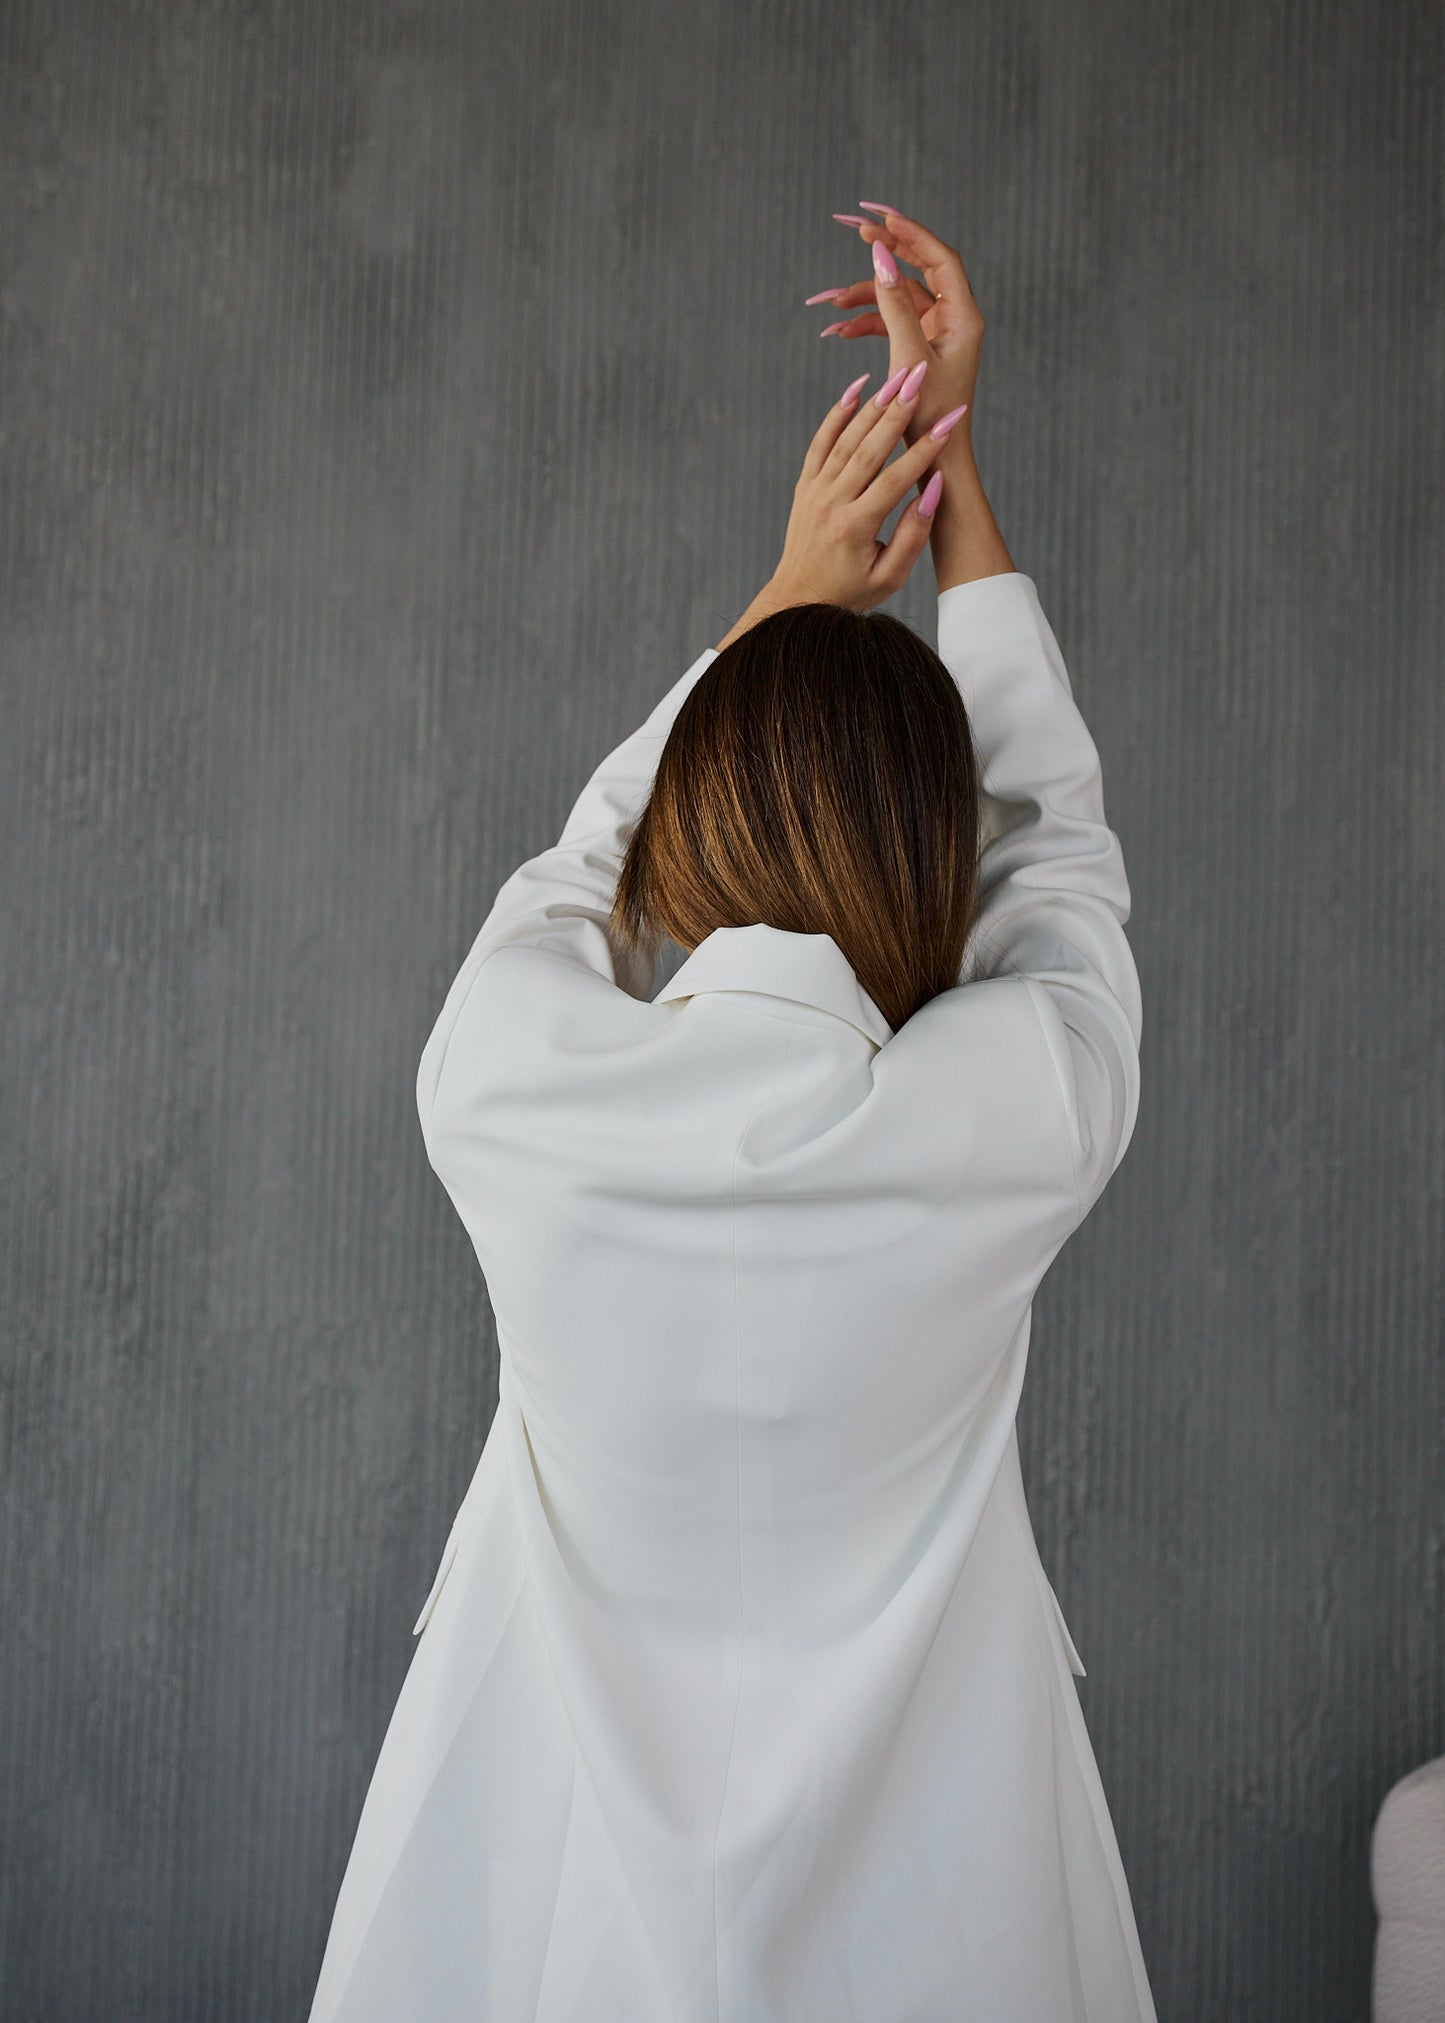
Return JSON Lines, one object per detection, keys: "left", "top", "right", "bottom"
{"left": 611, "top": 602, "right": 981, "bottom": 1033}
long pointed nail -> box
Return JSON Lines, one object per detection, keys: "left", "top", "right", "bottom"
{"left": 872, "top": 241, "right": 900, "bottom": 288}
{"left": 873, "top": 365, "right": 909, "bottom": 409}
{"left": 832, "top": 212, "right": 869, "bottom": 226}
{"left": 899, "top": 360, "right": 929, "bottom": 403}
{"left": 859, "top": 200, "right": 906, "bottom": 218}
{"left": 805, "top": 288, "right": 848, "bottom": 305}
{"left": 839, "top": 373, "right": 872, "bottom": 409}
{"left": 928, "top": 402, "right": 970, "bottom": 441}
{"left": 818, "top": 321, "right": 850, "bottom": 338}
{"left": 915, "top": 469, "right": 944, "bottom": 519}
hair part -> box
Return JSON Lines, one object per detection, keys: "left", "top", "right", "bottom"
{"left": 611, "top": 602, "right": 981, "bottom": 1034}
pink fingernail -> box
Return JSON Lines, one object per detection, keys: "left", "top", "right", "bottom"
{"left": 839, "top": 372, "right": 871, "bottom": 409}
{"left": 831, "top": 212, "right": 869, "bottom": 226}
{"left": 899, "top": 360, "right": 928, "bottom": 404}
{"left": 873, "top": 365, "right": 909, "bottom": 409}
{"left": 805, "top": 288, "right": 848, "bottom": 305}
{"left": 916, "top": 469, "right": 944, "bottom": 519}
{"left": 872, "top": 241, "right": 900, "bottom": 288}
{"left": 928, "top": 402, "right": 970, "bottom": 441}
{"left": 859, "top": 200, "right": 906, "bottom": 219}
{"left": 819, "top": 321, "right": 849, "bottom": 338}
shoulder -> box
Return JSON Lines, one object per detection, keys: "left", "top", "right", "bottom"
{"left": 433, "top": 937, "right": 662, "bottom": 1078}
{"left": 875, "top": 972, "right": 1082, "bottom": 1210}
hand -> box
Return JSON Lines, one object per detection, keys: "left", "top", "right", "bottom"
{"left": 765, "top": 364, "right": 958, "bottom": 616}
{"left": 811, "top": 204, "right": 984, "bottom": 453}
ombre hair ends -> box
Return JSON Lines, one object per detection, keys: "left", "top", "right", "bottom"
{"left": 611, "top": 601, "right": 982, "bottom": 1035}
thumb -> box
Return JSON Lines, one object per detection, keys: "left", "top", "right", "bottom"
{"left": 870, "top": 239, "right": 928, "bottom": 361}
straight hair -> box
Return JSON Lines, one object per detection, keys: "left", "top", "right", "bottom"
{"left": 611, "top": 601, "right": 981, "bottom": 1034}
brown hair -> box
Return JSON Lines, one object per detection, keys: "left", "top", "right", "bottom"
{"left": 610, "top": 601, "right": 981, "bottom": 1034}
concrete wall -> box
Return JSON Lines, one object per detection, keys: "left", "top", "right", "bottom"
{"left": 2, "top": 1, "right": 1440, "bottom": 2015}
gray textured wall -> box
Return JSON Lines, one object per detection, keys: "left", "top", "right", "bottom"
{"left": 2, "top": 1, "right": 1440, "bottom": 2017}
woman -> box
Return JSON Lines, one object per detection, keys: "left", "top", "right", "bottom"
{"left": 307, "top": 205, "right": 1157, "bottom": 2021}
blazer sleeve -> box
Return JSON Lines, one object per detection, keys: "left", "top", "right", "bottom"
{"left": 936, "top": 571, "right": 1143, "bottom": 1218}
{"left": 416, "top": 640, "right": 720, "bottom": 1132}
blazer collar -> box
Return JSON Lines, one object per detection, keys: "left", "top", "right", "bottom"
{"left": 655, "top": 923, "right": 893, "bottom": 1048}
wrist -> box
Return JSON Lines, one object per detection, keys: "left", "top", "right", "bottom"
{"left": 716, "top": 575, "right": 812, "bottom": 653}
{"left": 925, "top": 439, "right": 1014, "bottom": 590}
{"left": 905, "top": 400, "right": 975, "bottom": 455}
{"left": 927, "top": 423, "right": 979, "bottom": 478}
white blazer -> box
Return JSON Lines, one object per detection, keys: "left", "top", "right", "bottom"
{"left": 307, "top": 570, "right": 1156, "bottom": 2022}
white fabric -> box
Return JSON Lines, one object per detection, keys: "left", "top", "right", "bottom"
{"left": 307, "top": 570, "right": 1157, "bottom": 2022}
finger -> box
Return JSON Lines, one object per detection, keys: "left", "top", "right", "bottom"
{"left": 826, "top": 364, "right": 925, "bottom": 493}
{"left": 859, "top": 206, "right": 976, "bottom": 312}
{"left": 808, "top": 276, "right": 935, "bottom": 319}
{"left": 822, "top": 363, "right": 911, "bottom": 478}
{"left": 857, "top": 412, "right": 962, "bottom": 522}
{"left": 827, "top": 210, "right": 941, "bottom": 307}
{"left": 855, "top": 226, "right": 936, "bottom": 297}
{"left": 819, "top": 312, "right": 888, "bottom": 341}
{"left": 867, "top": 238, "right": 931, "bottom": 364}
{"left": 866, "top": 466, "right": 944, "bottom": 600}
{"left": 797, "top": 371, "right": 875, "bottom": 480}
{"left": 836, "top": 208, "right": 927, "bottom": 276}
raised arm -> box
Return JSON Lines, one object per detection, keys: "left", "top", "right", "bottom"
{"left": 807, "top": 202, "right": 1008, "bottom": 592}
{"left": 819, "top": 203, "right": 1142, "bottom": 1213}
{"left": 939, "top": 569, "right": 1143, "bottom": 1219}
{"left": 414, "top": 641, "right": 718, "bottom": 1124}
